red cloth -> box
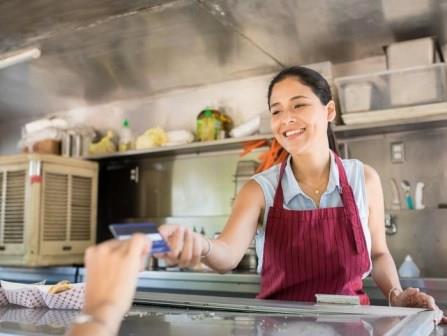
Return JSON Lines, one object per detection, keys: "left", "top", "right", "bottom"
{"left": 257, "top": 154, "right": 371, "bottom": 305}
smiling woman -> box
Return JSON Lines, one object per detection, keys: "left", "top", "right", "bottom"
{"left": 268, "top": 67, "right": 337, "bottom": 158}
{"left": 156, "top": 66, "right": 446, "bottom": 324}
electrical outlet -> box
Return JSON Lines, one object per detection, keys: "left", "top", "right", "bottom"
{"left": 390, "top": 142, "right": 405, "bottom": 163}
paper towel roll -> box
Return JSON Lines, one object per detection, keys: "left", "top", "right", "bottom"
{"left": 230, "top": 116, "right": 260, "bottom": 138}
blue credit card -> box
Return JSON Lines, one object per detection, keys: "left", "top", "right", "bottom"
{"left": 109, "top": 223, "right": 170, "bottom": 255}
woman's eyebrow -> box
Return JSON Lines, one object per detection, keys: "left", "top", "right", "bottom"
{"left": 290, "top": 95, "right": 309, "bottom": 101}
{"left": 270, "top": 95, "right": 310, "bottom": 108}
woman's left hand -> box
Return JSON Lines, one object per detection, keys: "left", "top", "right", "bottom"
{"left": 393, "top": 287, "right": 446, "bottom": 324}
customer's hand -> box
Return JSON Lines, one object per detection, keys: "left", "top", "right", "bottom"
{"left": 83, "top": 234, "right": 151, "bottom": 333}
{"left": 156, "top": 224, "right": 208, "bottom": 268}
{"left": 393, "top": 287, "right": 447, "bottom": 324}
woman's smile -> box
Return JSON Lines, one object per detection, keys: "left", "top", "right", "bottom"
{"left": 282, "top": 127, "right": 306, "bottom": 140}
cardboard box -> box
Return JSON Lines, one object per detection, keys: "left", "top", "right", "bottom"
{"left": 22, "top": 139, "right": 61, "bottom": 155}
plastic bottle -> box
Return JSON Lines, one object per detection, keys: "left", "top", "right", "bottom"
{"left": 196, "top": 109, "right": 222, "bottom": 141}
{"left": 119, "top": 119, "right": 133, "bottom": 152}
{"left": 398, "top": 255, "right": 420, "bottom": 278}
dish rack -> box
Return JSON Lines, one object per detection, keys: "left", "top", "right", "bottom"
{"left": 0, "top": 154, "right": 98, "bottom": 266}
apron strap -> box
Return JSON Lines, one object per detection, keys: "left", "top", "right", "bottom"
{"left": 272, "top": 158, "right": 288, "bottom": 209}
{"left": 334, "top": 153, "right": 365, "bottom": 255}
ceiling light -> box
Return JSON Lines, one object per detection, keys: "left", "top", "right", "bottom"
{"left": 0, "top": 48, "right": 41, "bottom": 70}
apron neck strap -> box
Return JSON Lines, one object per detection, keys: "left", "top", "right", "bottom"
{"left": 272, "top": 151, "right": 351, "bottom": 208}
{"left": 333, "top": 152, "right": 350, "bottom": 192}
{"left": 272, "top": 158, "right": 288, "bottom": 208}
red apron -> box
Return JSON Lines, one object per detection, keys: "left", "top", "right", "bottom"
{"left": 257, "top": 154, "right": 371, "bottom": 304}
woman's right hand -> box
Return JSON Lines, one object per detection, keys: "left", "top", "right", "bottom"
{"left": 392, "top": 287, "right": 446, "bottom": 324}
{"left": 156, "top": 224, "right": 209, "bottom": 268}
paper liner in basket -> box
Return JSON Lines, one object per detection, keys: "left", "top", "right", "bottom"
{"left": 39, "top": 283, "right": 85, "bottom": 309}
{"left": 1, "top": 281, "right": 46, "bottom": 308}
{"left": 0, "top": 287, "right": 8, "bottom": 306}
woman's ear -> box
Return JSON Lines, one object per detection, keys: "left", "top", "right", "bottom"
{"left": 326, "top": 100, "right": 336, "bottom": 122}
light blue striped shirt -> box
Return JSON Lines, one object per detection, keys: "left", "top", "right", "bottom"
{"left": 252, "top": 152, "right": 372, "bottom": 277}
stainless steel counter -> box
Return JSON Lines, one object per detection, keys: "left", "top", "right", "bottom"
{"left": 75, "top": 268, "right": 259, "bottom": 295}
{"left": 130, "top": 271, "right": 447, "bottom": 308}
{"left": 136, "top": 270, "right": 260, "bottom": 297}
{"left": 0, "top": 293, "right": 445, "bottom": 336}
{"left": 3, "top": 266, "right": 445, "bottom": 307}
{"left": 363, "top": 277, "right": 447, "bottom": 308}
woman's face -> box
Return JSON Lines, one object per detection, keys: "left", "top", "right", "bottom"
{"left": 269, "top": 77, "right": 335, "bottom": 155}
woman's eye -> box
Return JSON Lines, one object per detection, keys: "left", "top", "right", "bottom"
{"left": 271, "top": 110, "right": 280, "bottom": 115}
{"left": 294, "top": 104, "right": 305, "bottom": 109}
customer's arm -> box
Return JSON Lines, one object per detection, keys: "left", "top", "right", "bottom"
{"left": 66, "top": 234, "right": 151, "bottom": 336}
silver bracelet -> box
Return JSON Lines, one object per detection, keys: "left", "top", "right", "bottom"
{"left": 201, "top": 236, "right": 212, "bottom": 259}
{"left": 72, "top": 312, "right": 115, "bottom": 335}
{"left": 388, "top": 287, "right": 402, "bottom": 307}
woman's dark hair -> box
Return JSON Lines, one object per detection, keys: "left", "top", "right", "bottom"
{"left": 267, "top": 66, "right": 338, "bottom": 154}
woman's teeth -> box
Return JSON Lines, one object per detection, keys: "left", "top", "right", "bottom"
{"left": 284, "top": 128, "right": 305, "bottom": 137}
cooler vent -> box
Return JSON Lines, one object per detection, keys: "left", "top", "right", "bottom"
{"left": 70, "top": 176, "right": 92, "bottom": 241}
{"left": 2, "top": 170, "right": 26, "bottom": 244}
{"left": 43, "top": 173, "right": 68, "bottom": 241}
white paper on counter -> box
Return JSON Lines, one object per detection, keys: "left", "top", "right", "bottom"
{"left": 0, "top": 288, "right": 8, "bottom": 306}
{"left": 38, "top": 283, "right": 85, "bottom": 309}
{"left": 1, "top": 280, "right": 47, "bottom": 308}
{"left": 0, "top": 280, "right": 45, "bottom": 290}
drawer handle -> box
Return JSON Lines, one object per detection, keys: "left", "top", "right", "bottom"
{"left": 62, "top": 246, "right": 72, "bottom": 251}
{"left": 0, "top": 246, "right": 4, "bottom": 251}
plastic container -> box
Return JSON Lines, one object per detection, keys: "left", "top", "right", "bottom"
{"left": 385, "top": 37, "right": 440, "bottom": 70}
{"left": 334, "top": 63, "right": 447, "bottom": 125}
{"left": 389, "top": 64, "right": 445, "bottom": 106}
{"left": 119, "top": 119, "right": 134, "bottom": 152}
{"left": 342, "top": 82, "right": 373, "bottom": 113}
{"left": 398, "top": 255, "right": 420, "bottom": 278}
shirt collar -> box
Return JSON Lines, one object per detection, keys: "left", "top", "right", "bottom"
{"left": 282, "top": 151, "right": 342, "bottom": 205}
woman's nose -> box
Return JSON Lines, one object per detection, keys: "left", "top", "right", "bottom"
{"left": 281, "top": 109, "right": 296, "bottom": 125}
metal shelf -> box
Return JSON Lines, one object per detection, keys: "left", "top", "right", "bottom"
{"left": 85, "top": 133, "right": 272, "bottom": 161}
{"left": 85, "top": 113, "right": 447, "bottom": 161}
{"left": 334, "top": 113, "right": 447, "bottom": 139}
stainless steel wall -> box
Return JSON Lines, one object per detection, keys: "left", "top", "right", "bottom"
{"left": 342, "top": 127, "right": 447, "bottom": 277}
